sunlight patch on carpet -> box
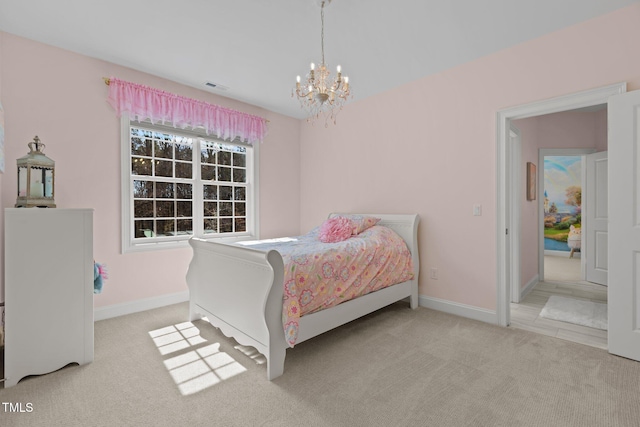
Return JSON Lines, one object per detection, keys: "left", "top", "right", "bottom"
{"left": 149, "top": 322, "right": 247, "bottom": 395}
{"left": 540, "top": 295, "right": 607, "bottom": 330}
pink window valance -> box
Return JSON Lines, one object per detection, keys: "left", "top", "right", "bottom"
{"left": 106, "top": 77, "right": 267, "bottom": 144}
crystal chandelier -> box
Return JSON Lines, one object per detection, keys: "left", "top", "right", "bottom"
{"left": 293, "top": 0, "right": 351, "bottom": 125}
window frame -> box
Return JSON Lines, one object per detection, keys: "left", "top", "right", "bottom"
{"left": 120, "top": 114, "right": 260, "bottom": 253}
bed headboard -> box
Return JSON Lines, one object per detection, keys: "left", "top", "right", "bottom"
{"left": 329, "top": 213, "right": 420, "bottom": 280}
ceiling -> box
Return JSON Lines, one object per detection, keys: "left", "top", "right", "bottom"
{"left": 0, "top": 0, "right": 636, "bottom": 119}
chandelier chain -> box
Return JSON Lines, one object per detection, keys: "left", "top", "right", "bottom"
{"left": 320, "top": 3, "right": 325, "bottom": 65}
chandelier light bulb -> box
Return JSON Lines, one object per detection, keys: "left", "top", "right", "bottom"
{"left": 310, "top": 63, "right": 315, "bottom": 70}
{"left": 296, "top": 75, "right": 301, "bottom": 83}
{"left": 336, "top": 65, "right": 341, "bottom": 73}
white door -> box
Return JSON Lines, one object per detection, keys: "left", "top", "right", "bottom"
{"left": 608, "top": 90, "right": 640, "bottom": 361}
{"left": 585, "top": 151, "right": 608, "bottom": 285}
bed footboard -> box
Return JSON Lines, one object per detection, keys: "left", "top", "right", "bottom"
{"left": 187, "top": 213, "right": 420, "bottom": 380}
{"left": 186, "top": 238, "right": 287, "bottom": 379}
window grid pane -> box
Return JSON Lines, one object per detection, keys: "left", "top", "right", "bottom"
{"left": 133, "top": 182, "right": 194, "bottom": 238}
{"left": 129, "top": 124, "right": 250, "bottom": 242}
{"left": 131, "top": 126, "right": 195, "bottom": 240}
{"left": 199, "top": 141, "right": 247, "bottom": 236}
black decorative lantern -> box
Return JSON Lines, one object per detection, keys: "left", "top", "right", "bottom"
{"left": 16, "top": 136, "right": 56, "bottom": 208}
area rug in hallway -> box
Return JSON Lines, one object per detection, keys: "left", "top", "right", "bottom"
{"left": 540, "top": 295, "right": 607, "bottom": 330}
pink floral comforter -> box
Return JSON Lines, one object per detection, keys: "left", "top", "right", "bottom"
{"left": 241, "top": 225, "right": 414, "bottom": 347}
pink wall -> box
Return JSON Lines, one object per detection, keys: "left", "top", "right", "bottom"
{"left": 0, "top": 30, "right": 4, "bottom": 303}
{"left": 299, "top": 4, "right": 640, "bottom": 310}
{"left": 595, "top": 110, "right": 608, "bottom": 152}
{"left": 531, "top": 110, "right": 607, "bottom": 149}
{"left": 513, "top": 117, "right": 539, "bottom": 290}
{"left": 0, "top": 33, "right": 301, "bottom": 308}
{"left": 1, "top": 4, "right": 638, "bottom": 316}
{"left": 514, "top": 109, "right": 608, "bottom": 290}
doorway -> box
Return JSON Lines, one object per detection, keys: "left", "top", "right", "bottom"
{"left": 508, "top": 125, "right": 608, "bottom": 348}
{"left": 495, "top": 82, "right": 626, "bottom": 336}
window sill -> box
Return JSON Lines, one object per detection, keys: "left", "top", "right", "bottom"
{"left": 122, "top": 234, "right": 257, "bottom": 254}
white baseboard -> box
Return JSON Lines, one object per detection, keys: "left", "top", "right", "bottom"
{"left": 94, "top": 291, "right": 189, "bottom": 321}
{"left": 419, "top": 295, "right": 497, "bottom": 324}
{"left": 94, "top": 291, "right": 497, "bottom": 326}
{"left": 520, "top": 274, "right": 539, "bottom": 301}
{"left": 544, "top": 250, "right": 581, "bottom": 258}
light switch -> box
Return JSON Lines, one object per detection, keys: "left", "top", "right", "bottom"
{"left": 473, "top": 204, "right": 482, "bottom": 216}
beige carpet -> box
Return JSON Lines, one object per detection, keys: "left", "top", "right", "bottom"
{"left": 1, "top": 302, "right": 640, "bottom": 427}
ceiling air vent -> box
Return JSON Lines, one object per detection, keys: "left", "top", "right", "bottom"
{"left": 204, "top": 81, "right": 229, "bottom": 91}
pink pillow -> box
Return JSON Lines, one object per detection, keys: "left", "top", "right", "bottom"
{"left": 337, "top": 215, "right": 381, "bottom": 235}
{"left": 318, "top": 217, "right": 353, "bottom": 243}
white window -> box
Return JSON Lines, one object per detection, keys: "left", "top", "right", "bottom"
{"left": 121, "top": 116, "right": 258, "bottom": 253}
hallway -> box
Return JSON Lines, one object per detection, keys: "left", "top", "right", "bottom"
{"left": 510, "top": 256, "right": 608, "bottom": 349}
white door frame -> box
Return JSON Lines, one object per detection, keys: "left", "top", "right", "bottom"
{"left": 509, "top": 125, "right": 522, "bottom": 303}
{"left": 496, "top": 82, "right": 626, "bottom": 327}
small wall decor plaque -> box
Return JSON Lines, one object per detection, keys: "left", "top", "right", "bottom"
{"left": 526, "top": 162, "right": 537, "bottom": 201}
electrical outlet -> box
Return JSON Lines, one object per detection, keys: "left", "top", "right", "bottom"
{"left": 429, "top": 267, "right": 438, "bottom": 280}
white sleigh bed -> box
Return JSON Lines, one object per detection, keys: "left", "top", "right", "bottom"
{"left": 186, "top": 213, "right": 420, "bottom": 380}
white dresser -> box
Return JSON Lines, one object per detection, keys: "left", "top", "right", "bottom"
{"left": 4, "top": 208, "right": 94, "bottom": 387}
